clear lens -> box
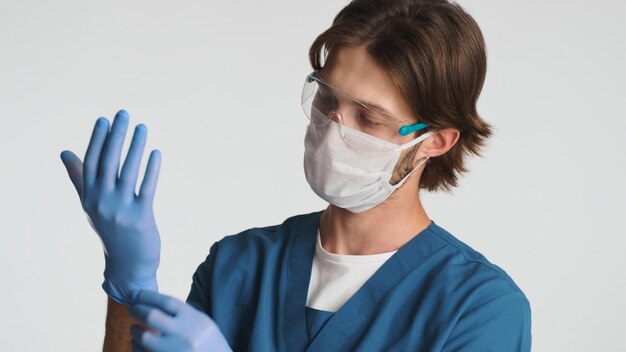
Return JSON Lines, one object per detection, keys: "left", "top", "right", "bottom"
{"left": 301, "top": 72, "right": 410, "bottom": 146}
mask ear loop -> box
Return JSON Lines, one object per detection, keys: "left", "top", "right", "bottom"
{"left": 393, "top": 155, "right": 431, "bottom": 188}
{"left": 391, "top": 131, "right": 434, "bottom": 187}
{"left": 393, "top": 130, "right": 434, "bottom": 153}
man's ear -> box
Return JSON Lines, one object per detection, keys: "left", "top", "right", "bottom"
{"left": 418, "top": 128, "right": 461, "bottom": 158}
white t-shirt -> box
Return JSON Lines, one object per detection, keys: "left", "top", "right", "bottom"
{"left": 305, "top": 230, "right": 397, "bottom": 312}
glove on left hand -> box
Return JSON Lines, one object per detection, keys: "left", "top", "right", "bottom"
{"left": 129, "top": 290, "right": 232, "bottom": 352}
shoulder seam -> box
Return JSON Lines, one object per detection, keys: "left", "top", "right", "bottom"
{"left": 428, "top": 226, "right": 520, "bottom": 294}
{"left": 460, "top": 290, "right": 529, "bottom": 318}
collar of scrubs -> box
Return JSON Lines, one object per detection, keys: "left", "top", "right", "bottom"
{"left": 282, "top": 210, "right": 447, "bottom": 352}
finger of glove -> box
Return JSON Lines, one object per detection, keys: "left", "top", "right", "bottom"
{"left": 129, "top": 304, "right": 176, "bottom": 333}
{"left": 134, "top": 290, "right": 184, "bottom": 316}
{"left": 60, "top": 150, "right": 84, "bottom": 201}
{"left": 83, "top": 117, "right": 109, "bottom": 191}
{"left": 119, "top": 124, "right": 147, "bottom": 198}
{"left": 99, "top": 109, "right": 129, "bottom": 190}
{"left": 138, "top": 150, "right": 161, "bottom": 204}
{"left": 131, "top": 327, "right": 171, "bottom": 352}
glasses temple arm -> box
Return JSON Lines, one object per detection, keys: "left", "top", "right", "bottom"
{"left": 399, "top": 122, "right": 429, "bottom": 136}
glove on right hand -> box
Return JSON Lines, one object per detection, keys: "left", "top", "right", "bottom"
{"left": 60, "top": 109, "right": 162, "bottom": 305}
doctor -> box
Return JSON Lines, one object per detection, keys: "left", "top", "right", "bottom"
{"left": 61, "top": 0, "right": 531, "bottom": 351}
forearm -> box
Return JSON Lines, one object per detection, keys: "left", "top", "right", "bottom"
{"left": 103, "top": 297, "right": 143, "bottom": 352}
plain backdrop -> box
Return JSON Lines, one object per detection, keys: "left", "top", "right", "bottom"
{"left": 1, "top": 0, "right": 624, "bottom": 351}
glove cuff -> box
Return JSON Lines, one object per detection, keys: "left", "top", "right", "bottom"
{"left": 102, "top": 279, "right": 158, "bottom": 306}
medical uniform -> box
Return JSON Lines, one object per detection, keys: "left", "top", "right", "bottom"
{"left": 186, "top": 210, "right": 531, "bottom": 351}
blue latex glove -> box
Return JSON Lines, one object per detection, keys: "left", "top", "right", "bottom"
{"left": 60, "top": 109, "right": 162, "bottom": 305}
{"left": 129, "top": 290, "right": 232, "bottom": 352}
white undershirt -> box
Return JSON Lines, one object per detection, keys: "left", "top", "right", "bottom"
{"left": 305, "top": 229, "right": 398, "bottom": 312}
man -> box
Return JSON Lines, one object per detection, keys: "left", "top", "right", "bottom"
{"left": 61, "top": 0, "right": 531, "bottom": 351}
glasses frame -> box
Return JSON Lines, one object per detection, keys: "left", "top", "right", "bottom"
{"left": 303, "top": 71, "right": 429, "bottom": 137}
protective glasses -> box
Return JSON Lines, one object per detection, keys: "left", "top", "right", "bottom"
{"left": 301, "top": 70, "right": 429, "bottom": 146}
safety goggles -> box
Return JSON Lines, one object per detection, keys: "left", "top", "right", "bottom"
{"left": 301, "top": 70, "right": 429, "bottom": 147}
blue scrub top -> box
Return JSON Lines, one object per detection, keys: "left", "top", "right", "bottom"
{"left": 186, "top": 210, "right": 531, "bottom": 351}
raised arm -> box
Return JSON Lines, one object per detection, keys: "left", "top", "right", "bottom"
{"left": 60, "top": 109, "right": 163, "bottom": 350}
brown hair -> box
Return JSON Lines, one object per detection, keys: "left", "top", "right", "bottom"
{"left": 308, "top": 0, "right": 494, "bottom": 192}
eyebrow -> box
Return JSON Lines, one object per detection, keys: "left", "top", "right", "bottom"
{"left": 318, "top": 71, "right": 398, "bottom": 120}
{"left": 361, "top": 101, "right": 395, "bottom": 118}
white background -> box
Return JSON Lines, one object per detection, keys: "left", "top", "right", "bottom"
{"left": 1, "top": 0, "right": 624, "bottom": 350}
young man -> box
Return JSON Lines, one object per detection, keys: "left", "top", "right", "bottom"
{"left": 61, "top": 0, "right": 531, "bottom": 351}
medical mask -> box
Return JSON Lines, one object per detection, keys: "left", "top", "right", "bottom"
{"left": 304, "top": 117, "right": 433, "bottom": 213}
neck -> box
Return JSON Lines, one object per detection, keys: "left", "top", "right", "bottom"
{"left": 318, "top": 176, "right": 431, "bottom": 255}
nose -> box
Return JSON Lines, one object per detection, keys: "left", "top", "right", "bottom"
{"left": 328, "top": 110, "right": 341, "bottom": 124}
{"left": 328, "top": 110, "right": 348, "bottom": 140}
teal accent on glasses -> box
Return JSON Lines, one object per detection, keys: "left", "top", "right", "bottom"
{"left": 399, "top": 122, "right": 428, "bottom": 136}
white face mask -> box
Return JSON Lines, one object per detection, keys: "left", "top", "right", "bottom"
{"left": 304, "top": 118, "right": 433, "bottom": 213}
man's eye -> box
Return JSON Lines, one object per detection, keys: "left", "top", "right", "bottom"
{"left": 360, "top": 114, "right": 382, "bottom": 125}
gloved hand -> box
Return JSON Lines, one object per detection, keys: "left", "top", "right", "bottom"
{"left": 129, "top": 290, "right": 232, "bottom": 352}
{"left": 60, "top": 109, "right": 162, "bottom": 305}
